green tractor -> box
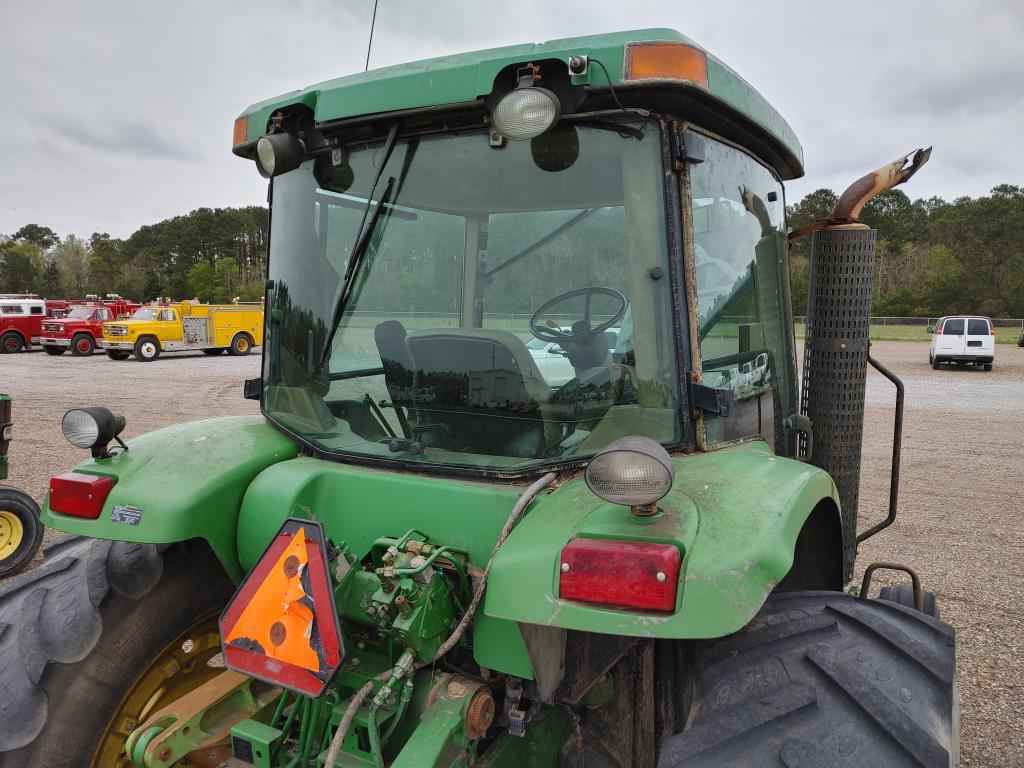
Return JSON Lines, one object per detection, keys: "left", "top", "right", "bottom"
{"left": 0, "top": 29, "right": 957, "bottom": 768}
{"left": 0, "top": 393, "right": 44, "bottom": 577}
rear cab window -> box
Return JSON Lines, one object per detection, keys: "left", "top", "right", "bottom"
{"left": 967, "top": 318, "right": 990, "bottom": 335}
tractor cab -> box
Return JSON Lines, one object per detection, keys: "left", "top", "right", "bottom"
{"left": 253, "top": 43, "right": 797, "bottom": 476}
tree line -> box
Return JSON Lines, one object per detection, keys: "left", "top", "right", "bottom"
{"left": 2, "top": 183, "right": 1021, "bottom": 317}
{"left": 787, "top": 184, "right": 1024, "bottom": 318}
{"left": 0, "top": 207, "right": 268, "bottom": 305}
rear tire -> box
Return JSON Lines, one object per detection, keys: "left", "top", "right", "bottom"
{"left": 658, "top": 591, "right": 958, "bottom": 768}
{"left": 42, "top": 346, "right": 65, "bottom": 356}
{"left": 0, "top": 332, "right": 24, "bottom": 354}
{"left": 931, "top": 356, "right": 941, "bottom": 370}
{"left": 983, "top": 363, "right": 992, "bottom": 371}
{"left": 879, "top": 584, "right": 940, "bottom": 619}
{"left": 133, "top": 336, "right": 160, "bottom": 362}
{"left": 0, "top": 537, "right": 234, "bottom": 765}
{"left": 0, "top": 487, "right": 43, "bottom": 577}
{"left": 228, "top": 333, "right": 252, "bottom": 356}
{"left": 70, "top": 333, "right": 95, "bottom": 356}
{"left": 105, "top": 350, "right": 131, "bottom": 360}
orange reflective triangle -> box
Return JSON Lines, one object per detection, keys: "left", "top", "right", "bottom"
{"left": 225, "top": 527, "right": 320, "bottom": 672}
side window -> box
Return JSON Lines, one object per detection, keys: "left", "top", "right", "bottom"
{"left": 97, "top": 309, "right": 111, "bottom": 321}
{"left": 943, "top": 318, "right": 964, "bottom": 335}
{"left": 690, "top": 136, "right": 796, "bottom": 453}
{"left": 2, "top": 305, "right": 24, "bottom": 314}
{"left": 967, "top": 318, "right": 988, "bottom": 335}
{"left": 30, "top": 306, "right": 44, "bottom": 315}
{"left": 159, "top": 310, "right": 176, "bottom": 321}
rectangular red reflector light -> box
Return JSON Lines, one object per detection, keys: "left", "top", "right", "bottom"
{"left": 49, "top": 472, "right": 116, "bottom": 519}
{"left": 559, "top": 538, "right": 680, "bottom": 613}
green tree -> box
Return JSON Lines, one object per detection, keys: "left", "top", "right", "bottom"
{"left": 0, "top": 241, "right": 45, "bottom": 293}
{"left": 215, "top": 257, "right": 239, "bottom": 303}
{"left": 187, "top": 261, "right": 217, "bottom": 301}
{"left": 12, "top": 224, "right": 58, "bottom": 251}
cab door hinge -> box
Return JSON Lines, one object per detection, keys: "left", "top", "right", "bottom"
{"left": 687, "top": 377, "right": 734, "bottom": 417}
{"left": 671, "top": 127, "right": 706, "bottom": 171}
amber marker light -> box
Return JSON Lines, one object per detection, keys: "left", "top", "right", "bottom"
{"left": 624, "top": 42, "right": 709, "bottom": 88}
{"left": 233, "top": 115, "right": 248, "bottom": 148}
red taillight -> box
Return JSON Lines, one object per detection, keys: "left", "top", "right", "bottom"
{"left": 990, "top": 324, "right": 996, "bottom": 336}
{"left": 49, "top": 472, "right": 116, "bottom": 519}
{"left": 559, "top": 538, "right": 681, "bottom": 613}
{"left": 936, "top": 324, "right": 943, "bottom": 335}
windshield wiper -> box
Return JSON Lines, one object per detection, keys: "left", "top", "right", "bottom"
{"left": 318, "top": 175, "right": 396, "bottom": 369}
{"left": 317, "top": 123, "right": 403, "bottom": 369}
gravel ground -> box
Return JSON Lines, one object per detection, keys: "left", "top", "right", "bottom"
{"left": 1, "top": 340, "right": 1022, "bottom": 763}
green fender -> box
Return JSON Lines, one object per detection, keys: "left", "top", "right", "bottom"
{"left": 39, "top": 416, "right": 298, "bottom": 582}
{"left": 484, "top": 440, "right": 841, "bottom": 639}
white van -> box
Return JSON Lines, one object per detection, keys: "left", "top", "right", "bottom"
{"left": 928, "top": 316, "right": 995, "bottom": 370}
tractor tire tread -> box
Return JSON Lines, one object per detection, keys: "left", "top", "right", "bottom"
{"left": 0, "top": 535, "right": 166, "bottom": 752}
{"left": 879, "top": 584, "right": 941, "bottom": 619}
{"left": 657, "top": 591, "right": 957, "bottom": 768}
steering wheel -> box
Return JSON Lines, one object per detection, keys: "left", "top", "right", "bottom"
{"left": 529, "top": 287, "right": 627, "bottom": 343}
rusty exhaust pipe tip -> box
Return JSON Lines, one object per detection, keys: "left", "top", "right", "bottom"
{"left": 831, "top": 147, "right": 933, "bottom": 221}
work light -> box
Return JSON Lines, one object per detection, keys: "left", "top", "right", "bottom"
{"left": 585, "top": 436, "right": 676, "bottom": 513}
{"left": 61, "top": 407, "right": 127, "bottom": 458}
{"left": 491, "top": 84, "right": 561, "bottom": 141}
{"left": 255, "top": 132, "right": 304, "bottom": 178}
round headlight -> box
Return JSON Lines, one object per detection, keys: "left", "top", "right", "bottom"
{"left": 62, "top": 409, "right": 100, "bottom": 448}
{"left": 255, "top": 133, "right": 304, "bottom": 179}
{"left": 585, "top": 436, "right": 676, "bottom": 510}
{"left": 491, "top": 86, "right": 561, "bottom": 141}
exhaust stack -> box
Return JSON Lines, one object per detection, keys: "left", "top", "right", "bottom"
{"left": 798, "top": 148, "right": 931, "bottom": 581}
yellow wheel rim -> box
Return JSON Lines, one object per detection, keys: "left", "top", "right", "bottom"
{"left": 238, "top": 338, "right": 249, "bottom": 352}
{"left": 92, "top": 613, "right": 224, "bottom": 768}
{"left": 0, "top": 509, "right": 24, "bottom": 559}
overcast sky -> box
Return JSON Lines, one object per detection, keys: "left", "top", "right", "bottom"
{"left": 2, "top": 1, "right": 1022, "bottom": 240}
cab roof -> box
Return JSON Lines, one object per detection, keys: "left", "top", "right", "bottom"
{"left": 236, "top": 28, "right": 804, "bottom": 179}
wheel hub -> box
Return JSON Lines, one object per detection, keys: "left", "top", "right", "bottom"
{"left": 93, "top": 614, "right": 224, "bottom": 768}
{"left": 0, "top": 509, "right": 24, "bottom": 559}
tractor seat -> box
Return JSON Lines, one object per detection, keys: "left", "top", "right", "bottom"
{"left": 405, "top": 328, "right": 562, "bottom": 458}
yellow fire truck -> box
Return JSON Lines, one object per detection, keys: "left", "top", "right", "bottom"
{"left": 99, "top": 300, "right": 264, "bottom": 361}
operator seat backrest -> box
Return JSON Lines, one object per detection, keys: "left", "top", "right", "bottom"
{"left": 374, "top": 320, "right": 415, "bottom": 407}
{"left": 405, "top": 328, "right": 558, "bottom": 458}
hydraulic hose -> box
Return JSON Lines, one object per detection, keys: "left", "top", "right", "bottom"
{"left": 322, "top": 471, "right": 556, "bottom": 766}
{"left": 431, "top": 471, "right": 556, "bottom": 661}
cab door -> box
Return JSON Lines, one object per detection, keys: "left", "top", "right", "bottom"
{"left": 158, "top": 308, "right": 183, "bottom": 345}
{"left": 966, "top": 317, "right": 994, "bottom": 358}
{"left": 936, "top": 317, "right": 966, "bottom": 358}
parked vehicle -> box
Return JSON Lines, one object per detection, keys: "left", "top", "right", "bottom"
{"left": 38, "top": 296, "right": 141, "bottom": 356}
{"left": 0, "top": 393, "right": 43, "bottom": 576}
{"left": 99, "top": 300, "right": 264, "bottom": 361}
{"left": 0, "top": 30, "right": 956, "bottom": 768}
{"left": 928, "top": 315, "right": 995, "bottom": 370}
{"left": 526, "top": 327, "right": 619, "bottom": 387}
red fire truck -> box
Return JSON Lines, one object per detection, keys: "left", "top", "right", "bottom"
{"left": 1, "top": 295, "right": 64, "bottom": 353}
{"left": 38, "top": 295, "right": 141, "bottom": 356}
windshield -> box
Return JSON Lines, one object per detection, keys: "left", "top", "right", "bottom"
{"left": 131, "top": 308, "right": 159, "bottom": 320}
{"left": 263, "top": 121, "right": 681, "bottom": 473}
{"left": 65, "top": 307, "right": 94, "bottom": 320}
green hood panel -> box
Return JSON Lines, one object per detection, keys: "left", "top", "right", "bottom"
{"left": 485, "top": 441, "right": 839, "bottom": 639}
{"left": 40, "top": 416, "right": 298, "bottom": 581}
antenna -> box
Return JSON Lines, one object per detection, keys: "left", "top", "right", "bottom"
{"left": 365, "top": 0, "right": 380, "bottom": 72}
